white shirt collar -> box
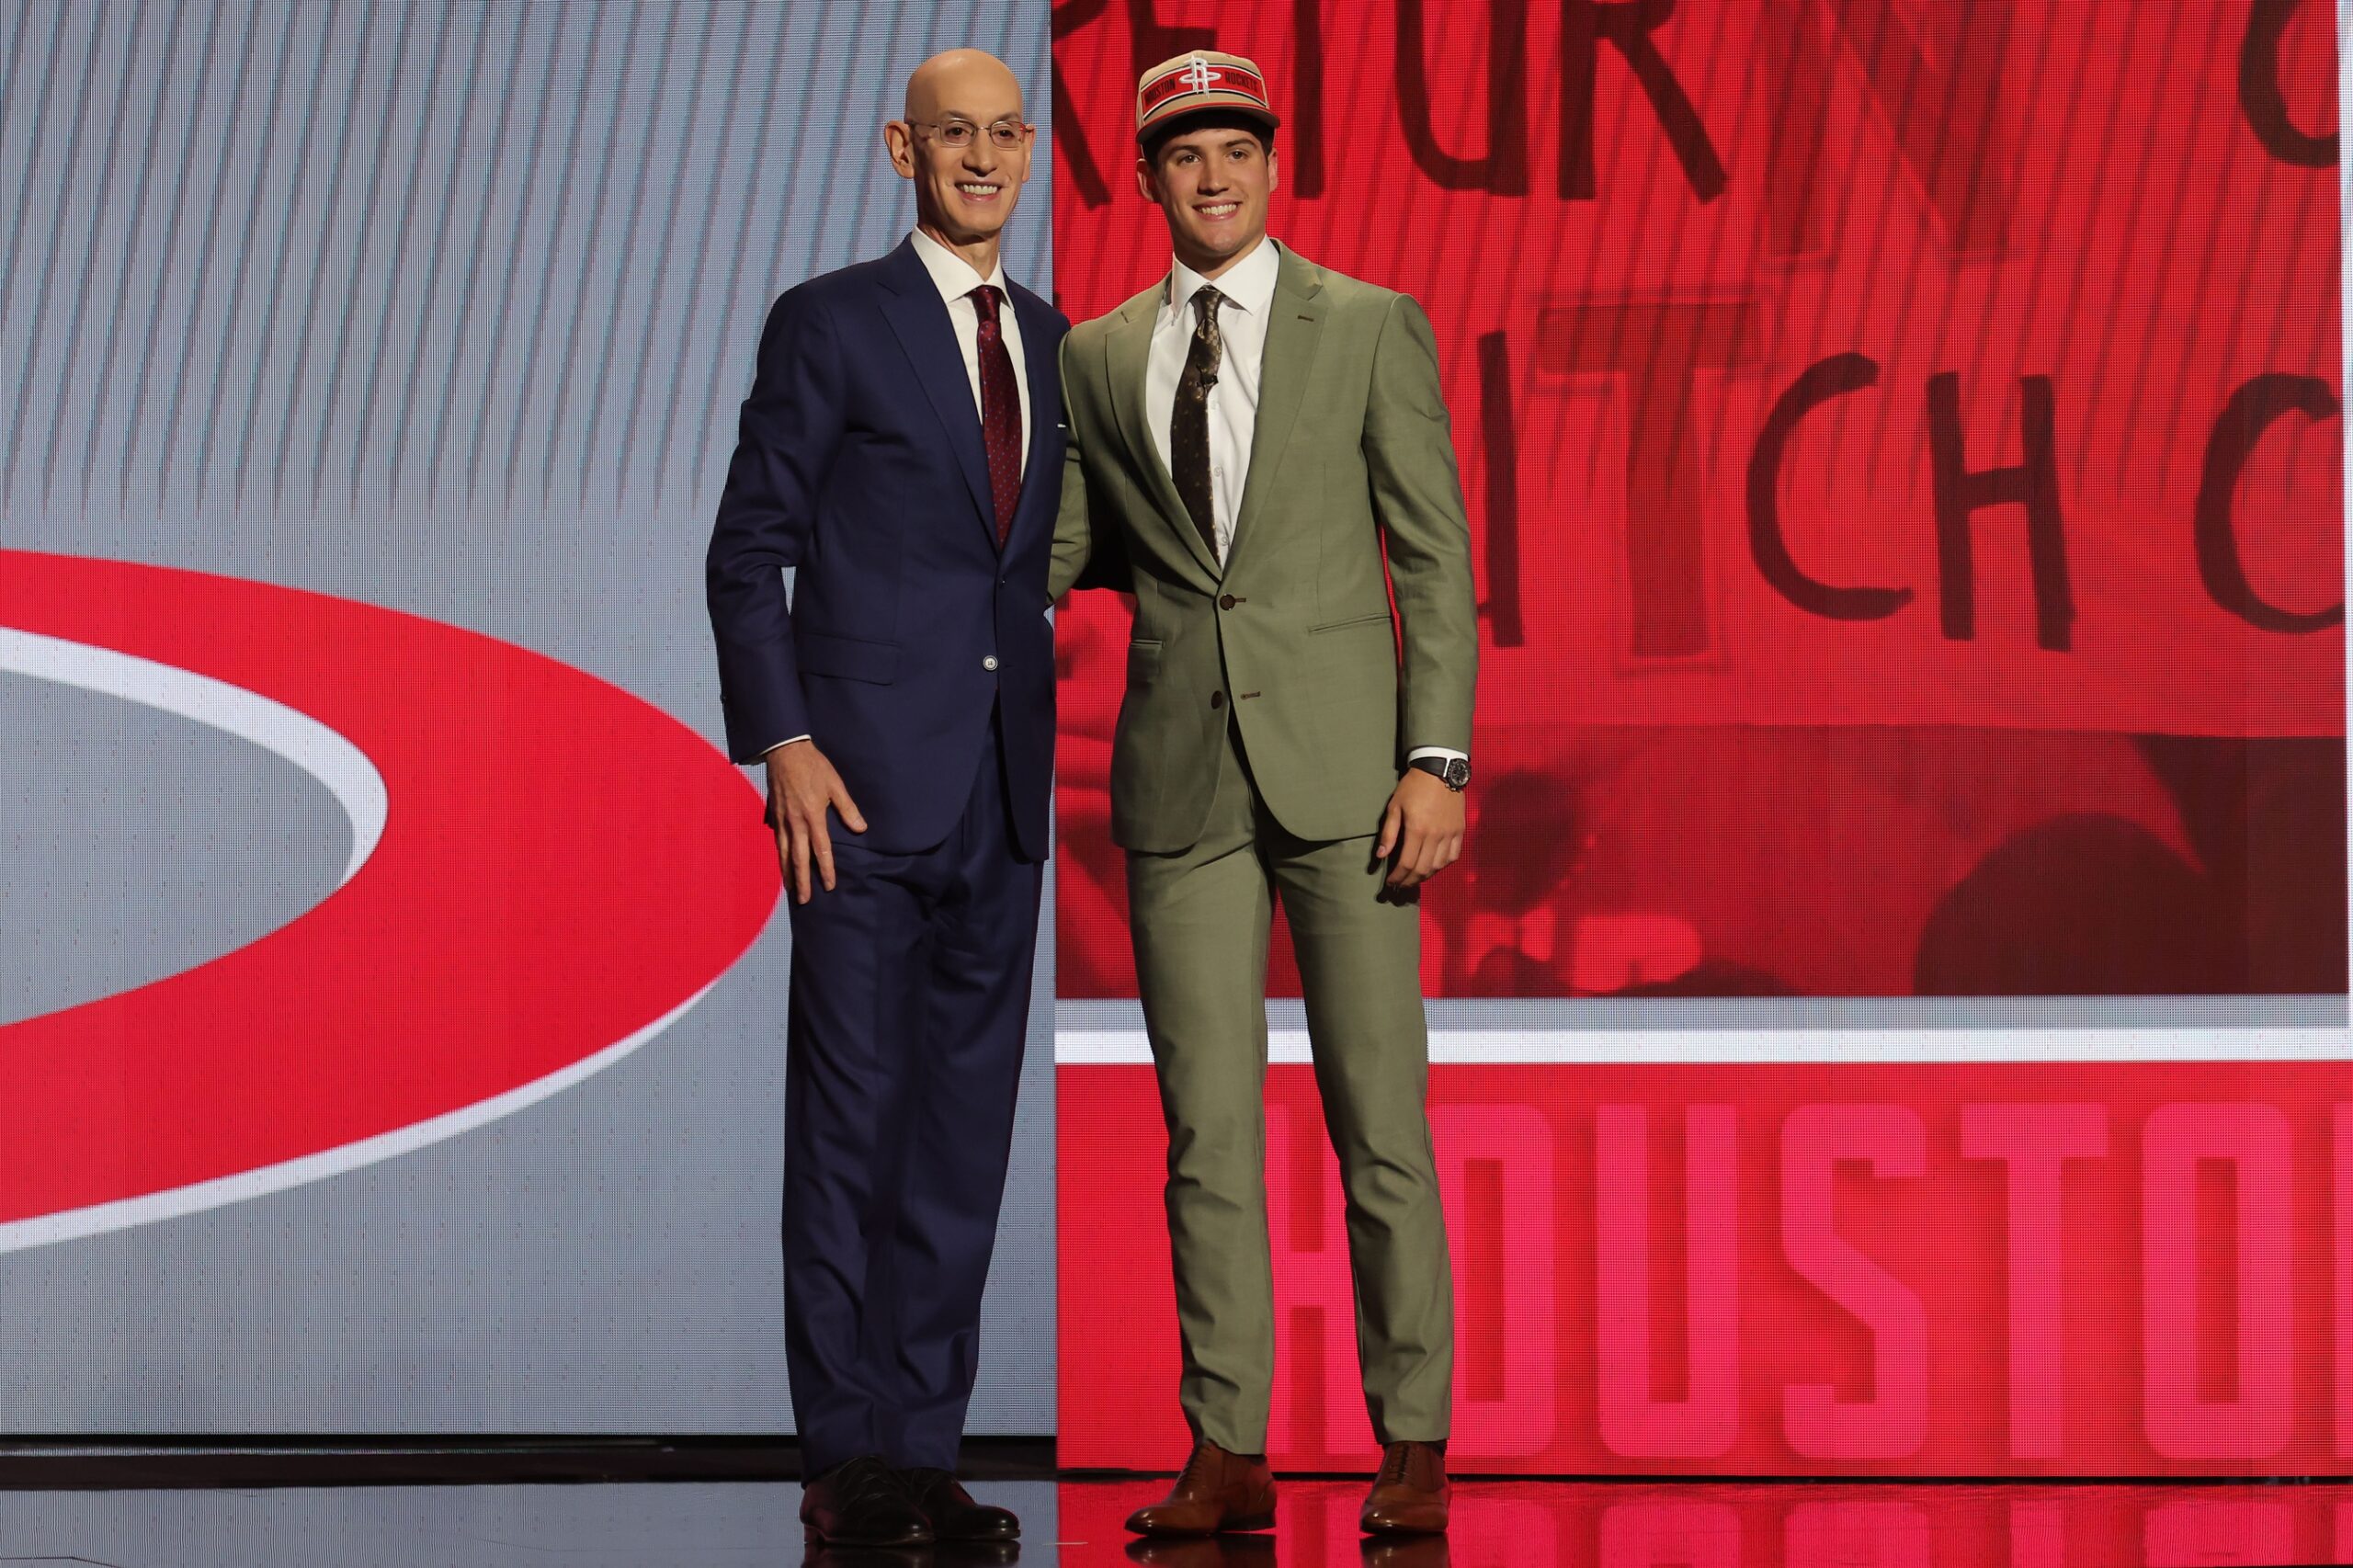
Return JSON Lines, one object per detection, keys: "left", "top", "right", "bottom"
{"left": 909, "top": 227, "right": 1010, "bottom": 308}
{"left": 1167, "top": 235, "right": 1282, "bottom": 324}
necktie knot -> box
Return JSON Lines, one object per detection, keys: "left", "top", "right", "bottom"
{"left": 969, "top": 283, "right": 1002, "bottom": 332}
{"left": 1189, "top": 286, "right": 1223, "bottom": 331}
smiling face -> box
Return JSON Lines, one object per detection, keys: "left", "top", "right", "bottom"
{"left": 885, "top": 50, "right": 1032, "bottom": 249}
{"left": 1138, "top": 117, "right": 1278, "bottom": 278}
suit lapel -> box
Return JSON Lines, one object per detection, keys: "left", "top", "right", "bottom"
{"left": 1108, "top": 283, "right": 1222, "bottom": 582}
{"left": 876, "top": 239, "right": 995, "bottom": 539}
{"left": 1226, "top": 246, "right": 1325, "bottom": 570}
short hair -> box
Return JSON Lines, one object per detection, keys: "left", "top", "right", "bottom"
{"left": 1141, "top": 108, "right": 1277, "bottom": 168}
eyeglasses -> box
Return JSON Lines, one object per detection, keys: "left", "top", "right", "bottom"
{"left": 909, "top": 119, "right": 1027, "bottom": 151}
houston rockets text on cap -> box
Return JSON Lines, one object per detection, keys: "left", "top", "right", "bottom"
{"left": 1136, "top": 51, "right": 1280, "bottom": 143}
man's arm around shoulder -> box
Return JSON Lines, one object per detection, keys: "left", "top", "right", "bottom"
{"left": 1048, "top": 326, "right": 1132, "bottom": 602}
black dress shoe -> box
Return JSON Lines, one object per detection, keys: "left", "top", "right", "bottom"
{"left": 898, "top": 1465, "right": 1022, "bottom": 1540}
{"left": 801, "top": 1455, "right": 933, "bottom": 1547}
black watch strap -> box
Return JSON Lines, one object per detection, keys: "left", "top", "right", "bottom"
{"left": 1407, "top": 756, "right": 1471, "bottom": 791}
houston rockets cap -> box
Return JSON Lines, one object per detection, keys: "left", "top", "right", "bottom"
{"left": 1136, "top": 50, "right": 1279, "bottom": 143}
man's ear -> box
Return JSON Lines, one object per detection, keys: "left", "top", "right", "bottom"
{"left": 1267, "top": 148, "right": 1279, "bottom": 196}
{"left": 1133, "top": 154, "right": 1157, "bottom": 205}
{"left": 884, "top": 120, "right": 915, "bottom": 179}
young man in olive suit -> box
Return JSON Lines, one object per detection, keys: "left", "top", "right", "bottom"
{"left": 1051, "top": 49, "right": 1478, "bottom": 1540}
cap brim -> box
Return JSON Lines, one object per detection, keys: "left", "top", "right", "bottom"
{"left": 1137, "top": 99, "right": 1281, "bottom": 144}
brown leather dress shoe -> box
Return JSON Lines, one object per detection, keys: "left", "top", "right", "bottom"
{"left": 801, "top": 1454, "right": 934, "bottom": 1547}
{"left": 899, "top": 1466, "right": 1021, "bottom": 1540}
{"left": 1360, "top": 1440, "right": 1450, "bottom": 1535}
{"left": 1123, "top": 1439, "right": 1279, "bottom": 1537}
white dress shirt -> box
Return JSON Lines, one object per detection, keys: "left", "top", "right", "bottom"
{"left": 1143, "top": 237, "right": 1465, "bottom": 771}
{"left": 909, "top": 226, "right": 1029, "bottom": 476}
{"left": 765, "top": 231, "right": 1031, "bottom": 757}
{"left": 1145, "top": 234, "right": 1279, "bottom": 566}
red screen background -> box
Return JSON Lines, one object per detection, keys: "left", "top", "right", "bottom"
{"left": 1051, "top": 0, "right": 2345, "bottom": 1003}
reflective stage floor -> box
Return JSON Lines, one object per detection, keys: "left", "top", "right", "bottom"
{"left": 0, "top": 1478, "right": 2345, "bottom": 1568}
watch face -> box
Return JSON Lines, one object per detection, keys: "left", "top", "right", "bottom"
{"left": 1445, "top": 757, "right": 1471, "bottom": 790}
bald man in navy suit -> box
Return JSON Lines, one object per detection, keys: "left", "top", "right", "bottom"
{"left": 706, "top": 50, "right": 1063, "bottom": 1552}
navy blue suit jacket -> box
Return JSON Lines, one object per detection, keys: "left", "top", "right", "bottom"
{"left": 708, "top": 238, "right": 1068, "bottom": 862}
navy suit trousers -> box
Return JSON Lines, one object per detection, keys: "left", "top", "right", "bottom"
{"left": 780, "top": 707, "right": 1040, "bottom": 1473}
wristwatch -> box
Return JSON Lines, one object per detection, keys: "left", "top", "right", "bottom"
{"left": 1407, "top": 756, "right": 1472, "bottom": 792}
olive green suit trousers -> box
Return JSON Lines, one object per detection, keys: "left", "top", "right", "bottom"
{"left": 1051, "top": 244, "right": 1476, "bottom": 1450}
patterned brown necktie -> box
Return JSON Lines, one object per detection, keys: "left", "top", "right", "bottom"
{"left": 1169, "top": 285, "right": 1224, "bottom": 559}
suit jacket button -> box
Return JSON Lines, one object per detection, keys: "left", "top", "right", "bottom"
{"left": 1210, "top": 690, "right": 1225, "bottom": 710}
{"left": 1218, "top": 593, "right": 1236, "bottom": 610}
{"left": 983, "top": 655, "right": 1000, "bottom": 672}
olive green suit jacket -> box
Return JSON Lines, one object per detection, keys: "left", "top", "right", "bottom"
{"left": 1049, "top": 244, "right": 1478, "bottom": 854}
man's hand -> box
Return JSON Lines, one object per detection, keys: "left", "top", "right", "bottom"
{"left": 765, "top": 741, "right": 869, "bottom": 904}
{"left": 1376, "top": 768, "right": 1467, "bottom": 890}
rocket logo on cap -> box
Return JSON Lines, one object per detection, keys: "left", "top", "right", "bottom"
{"left": 1136, "top": 49, "right": 1280, "bottom": 142}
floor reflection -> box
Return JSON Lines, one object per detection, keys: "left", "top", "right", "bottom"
{"left": 1113, "top": 1532, "right": 1443, "bottom": 1566}
{"left": 1054, "top": 1481, "right": 2352, "bottom": 1568}
{"left": 803, "top": 1542, "right": 1024, "bottom": 1568}
{"left": 0, "top": 1475, "right": 2338, "bottom": 1566}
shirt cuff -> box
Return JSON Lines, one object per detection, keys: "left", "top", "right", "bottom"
{"left": 1405, "top": 746, "right": 1468, "bottom": 766}
{"left": 759, "top": 734, "right": 812, "bottom": 758}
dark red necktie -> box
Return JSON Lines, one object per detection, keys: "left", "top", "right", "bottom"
{"left": 969, "top": 285, "right": 1021, "bottom": 546}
